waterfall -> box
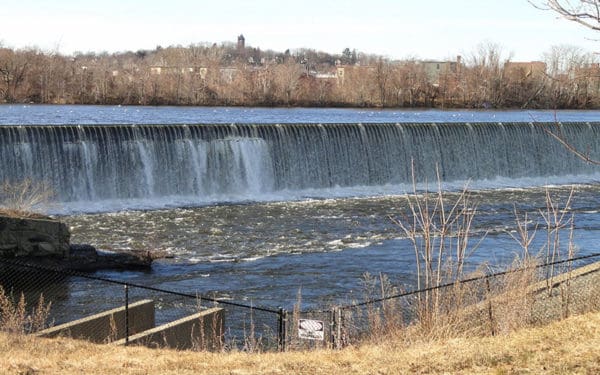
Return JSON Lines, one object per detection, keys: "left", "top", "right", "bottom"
{"left": 1, "top": 123, "right": 599, "bottom": 209}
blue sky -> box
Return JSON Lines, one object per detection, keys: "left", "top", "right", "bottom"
{"left": 0, "top": 0, "right": 597, "bottom": 61}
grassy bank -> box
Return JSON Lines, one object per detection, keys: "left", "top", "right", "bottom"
{"left": 1, "top": 310, "right": 599, "bottom": 374}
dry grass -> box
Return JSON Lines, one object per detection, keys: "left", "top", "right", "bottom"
{"left": 379, "top": 172, "right": 585, "bottom": 345}
{"left": 387, "top": 165, "right": 487, "bottom": 341}
{"left": 0, "top": 309, "right": 599, "bottom": 374}
{"left": 0, "top": 178, "right": 54, "bottom": 218}
{"left": 1, "top": 174, "right": 596, "bottom": 373}
{"left": 0, "top": 286, "right": 51, "bottom": 335}
{"left": 344, "top": 257, "right": 545, "bottom": 346}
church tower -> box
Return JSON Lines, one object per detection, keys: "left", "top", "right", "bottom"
{"left": 237, "top": 34, "right": 245, "bottom": 50}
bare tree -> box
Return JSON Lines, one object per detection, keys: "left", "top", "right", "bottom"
{"left": 272, "top": 60, "right": 303, "bottom": 106}
{"left": 542, "top": 44, "right": 595, "bottom": 107}
{"left": 531, "top": 1, "right": 600, "bottom": 162}
{"left": 0, "top": 48, "right": 29, "bottom": 102}
{"left": 464, "top": 42, "right": 511, "bottom": 108}
{"left": 374, "top": 57, "right": 392, "bottom": 106}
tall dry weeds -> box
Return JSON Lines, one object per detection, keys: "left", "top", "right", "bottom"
{"left": 390, "top": 165, "right": 482, "bottom": 337}
{"left": 382, "top": 172, "right": 586, "bottom": 344}
{"left": 0, "top": 286, "right": 51, "bottom": 334}
{"left": 540, "top": 187, "right": 576, "bottom": 294}
{"left": 510, "top": 187, "right": 578, "bottom": 318}
{"left": 486, "top": 257, "right": 539, "bottom": 335}
{"left": 0, "top": 178, "right": 55, "bottom": 218}
{"left": 360, "top": 272, "right": 404, "bottom": 343}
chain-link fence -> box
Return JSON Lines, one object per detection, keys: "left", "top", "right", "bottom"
{"left": 1, "top": 253, "right": 599, "bottom": 352}
{"left": 286, "top": 252, "right": 600, "bottom": 349}
{"left": 0, "top": 259, "right": 284, "bottom": 351}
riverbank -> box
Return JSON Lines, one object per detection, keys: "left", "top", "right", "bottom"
{"left": 1, "top": 309, "right": 598, "bottom": 374}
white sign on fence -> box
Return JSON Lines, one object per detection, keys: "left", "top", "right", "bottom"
{"left": 298, "top": 319, "right": 324, "bottom": 341}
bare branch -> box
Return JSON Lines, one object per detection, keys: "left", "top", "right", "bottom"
{"left": 541, "top": 123, "right": 600, "bottom": 165}
{"left": 531, "top": 0, "right": 600, "bottom": 30}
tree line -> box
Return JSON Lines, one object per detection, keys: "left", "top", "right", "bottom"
{"left": 0, "top": 41, "right": 599, "bottom": 109}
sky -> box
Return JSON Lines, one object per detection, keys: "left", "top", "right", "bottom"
{"left": 0, "top": 0, "right": 598, "bottom": 61}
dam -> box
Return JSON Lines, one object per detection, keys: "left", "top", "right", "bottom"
{"left": 2, "top": 108, "right": 600, "bottom": 334}
{"left": 1, "top": 122, "right": 598, "bottom": 207}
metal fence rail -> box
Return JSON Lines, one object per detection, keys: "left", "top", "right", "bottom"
{"left": 288, "top": 252, "right": 600, "bottom": 349}
{"left": 1, "top": 253, "right": 599, "bottom": 351}
{"left": 0, "top": 258, "right": 285, "bottom": 351}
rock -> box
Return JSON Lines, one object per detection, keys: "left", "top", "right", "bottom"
{"left": 11, "top": 245, "right": 160, "bottom": 271}
{"left": 0, "top": 214, "right": 161, "bottom": 271}
{"left": 95, "top": 249, "right": 155, "bottom": 270}
{"left": 68, "top": 244, "right": 99, "bottom": 269}
{"left": 65, "top": 245, "right": 159, "bottom": 271}
{"left": 0, "top": 215, "right": 70, "bottom": 258}
{"left": 36, "top": 242, "right": 58, "bottom": 256}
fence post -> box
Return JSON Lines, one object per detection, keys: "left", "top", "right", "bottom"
{"left": 124, "top": 284, "right": 129, "bottom": 345}
{"left": 329, "top": 307, "right": 336, "bottom": 349}
{"left": 337, "top": 307, "right": 343, "bottom": 349}
{"left": 485, "top": 278, "right": 495, "bottom": 336}
{"left": 331, "top": 306, "right": 342, "bottom": 349}
{"left": 277, "top": 307, "right": 287, "bottom": 352}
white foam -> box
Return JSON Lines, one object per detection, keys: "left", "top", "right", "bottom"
{"left": 48, "top": 173, "right": 600, "bottom": 215}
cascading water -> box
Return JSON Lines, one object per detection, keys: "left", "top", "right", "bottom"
{"left": 1, "top": 122, "right": 599, "bottom": 211}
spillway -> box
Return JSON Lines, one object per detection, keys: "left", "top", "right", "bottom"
{"left": 1, "top": 122, "right": 599, "bottom": 206}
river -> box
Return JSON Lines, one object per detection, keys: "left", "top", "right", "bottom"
{"left": 1, "top": 105, "right": 600, "bottom": 312}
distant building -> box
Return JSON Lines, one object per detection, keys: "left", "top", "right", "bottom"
{"left": 149, "top": 66, "right": 195, "bottom": 75}
{"left": 237, "top": 34, "right": 245, "bottom": 50}
{"left": 574, "top": 63, "right": 600, "bottom": 93}
{"left": 419, "top": 56, "right": 462, "bottom": 84}
{"left": 314, "top": 72, "right": 337, "bottom": 79}
{"left": 336, "top": 67, "right": 345, "bottom": 83}
{"left": 309, "top": 66, "right": 353, "bottom": 86}
{"left": 220, "top": 67, "right": 238, "bottom": 83}
{"left": 504, "top": 61, "right": 547, "bottom": 80}
{"left": 198, "top": 67, "right": 208, "bottom": 80}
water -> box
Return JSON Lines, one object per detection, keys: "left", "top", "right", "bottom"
{"left": 3, "top": 122, "right": 600, "bottom": 213}
{"left": 1, "top": 105, "right": 600, "bottom": 312}
{"left": 68, "top": 185, "right": 600, "bottom": 309}
{"left": 2, "top": 104, "right": 600, "bottom": 124}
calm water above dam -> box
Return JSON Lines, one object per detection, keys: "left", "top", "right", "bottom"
{"left": 2, "top": 104, "right": 600, "bottom": 125}
{"left": 2, "top": 105, "right": 600, "bottom": 311}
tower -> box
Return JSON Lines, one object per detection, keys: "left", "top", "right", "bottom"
{"left": 237, "top": 34, "right": 245, "bottom": 50}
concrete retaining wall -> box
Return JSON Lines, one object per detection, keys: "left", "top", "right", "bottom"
{"left": 529, "top": 260, "right": 600, "bottom": 324}
{"left": 462, "top": 260, "right": 600, "bottom": 333}
{"left": 114, "top": 307, "right": 224, "bottom": 350}
{"left": 527, "top": 260, "right": 600, "bottom": 294}
{"left": 36, "top": 299, "right": 155, "bottom": 343}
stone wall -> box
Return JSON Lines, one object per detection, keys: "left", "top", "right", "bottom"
{"left": 0, "top": 215, "right": 70, "bottom": 258}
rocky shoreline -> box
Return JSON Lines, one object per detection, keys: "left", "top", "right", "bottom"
{"left": 0, "top": 214, "right": 162, "bottom": 271}
{"left": 27, "top": 244, "right": 160, "bottom": 271}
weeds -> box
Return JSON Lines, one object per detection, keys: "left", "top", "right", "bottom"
{"left": 486, "top": 257, "right": 538, "bottom": 335}
{"left": 360, "top": 272, "right": 404, "bottom": 343}
{"left": 0, "top": 178, "right": 54, "bottom": 218}
{"left": 367, "top": 173, "right": 591, "bottom": 346}
{"left": 540, "top": 187, "right": 576, "bottom": 295}
{"left": 389, "top": 164, "right": 482, "bottom": 337}
{"left": 0, "top": 286, "right": 51, "bottom": 334}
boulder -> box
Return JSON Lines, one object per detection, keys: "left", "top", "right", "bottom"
{"left": 0, "top": 215, "right": 162, "bottom": 271}
{"left": 7, "top": 245, "right": 158, "bottom": 272}
{"left": 0, "top": 215, "right": 70, "bottom": 258}
{"left": 70, "top": 246, "right": 156, "bottom": 271}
